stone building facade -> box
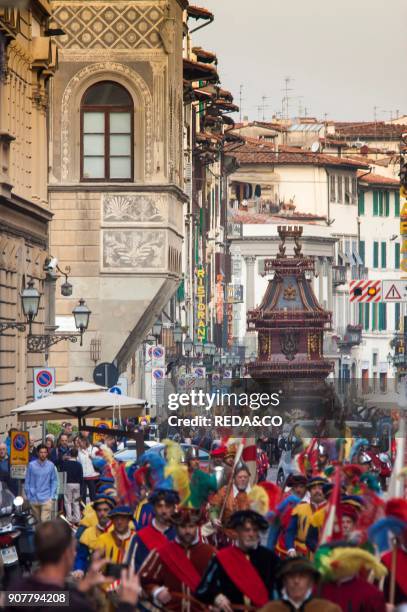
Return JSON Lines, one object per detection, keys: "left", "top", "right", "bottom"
{"left": 0, "top": 1, "right": 57, "bottom": 425}
{"left": 48, "top": 0, "right": 187, "bottom": 382}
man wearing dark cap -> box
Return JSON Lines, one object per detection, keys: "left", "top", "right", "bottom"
{"left": 129, "top": 488, "right": 179, "bottom": 571}
{"left": 140, "top": 508, "right": 216, "bottom": 610}
{"left": 285, "top": 477, "right": 327, "bottom": 557}
{"left": 286, "top": 474, "right": 308, "bottom": 502}
{"left": 95, "top": 505, "right": 136, "bottom": 566}
{"left": 196, "top": 510, "right": 281, "bottom": 611}
{"left": 73, "top": 494, "right": 116, "bottom": 577}
{"left": 259, "top": 558, "right": 341, "bottom": 612}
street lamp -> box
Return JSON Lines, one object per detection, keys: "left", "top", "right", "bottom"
{"left": 26, "top": 296, "right": 91, "bottom": 353}
{"left": 194, "top": 341, "right": 203, "bottom": 357}
{"left": 72, "top": 299, "right": 91, "bottom": 345}
{"left": 21, "top": 280, "right": 41, "bottom": 334}
{"left": 152, "top": 318, "right": 162, "bottom": 344}
{"left": 184, "top": 334, "right": 193, "bottom": 355}
{"left": 173, "top": 322, "right": 183, "bottom": 344}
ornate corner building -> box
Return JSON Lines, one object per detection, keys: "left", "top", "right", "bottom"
{"left": 0, "top": 2, "right": 57, "bottom": 422}
{"left": 47, "top": 0, "right": 187, "bottom": 381}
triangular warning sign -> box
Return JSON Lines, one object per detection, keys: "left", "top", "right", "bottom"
{"left": 385, "top": 284, "right": 402, "bottom": 300}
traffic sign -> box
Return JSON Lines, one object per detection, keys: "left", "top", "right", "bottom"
{"left": 192, "top": 366, "right": 206, "bottom": 379}
{"left": 382, "top": 280, "right": 407, "bottom": 302}
{"left": 34, "top": 367, "right": 55, "bottom": 400}
{"left": 92, "top": 420, "right": 112, "bottom": 442}
{"left": 93, "top": 362, "right": 119, "bottom": 388}
{"left": 152, "top": 368, "right": 165, "bottom": 381}
{"left": 110, "top": 386, "right": 122, "bottom": 395}
{"left": 149, "top": 345, "right": 165, "bottom": 367}
{"left": 349, "top": 280, "right": 381, "bottom": 303}
{"left": 10, "top": 431, "right": 29, "bottom": 466}
{"left": 109, "top": 375, "right": 128, "bottom": 396}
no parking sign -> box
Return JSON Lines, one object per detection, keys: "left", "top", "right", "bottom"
{"left": 34, "top": 368, "right": 56, "bottom": 400}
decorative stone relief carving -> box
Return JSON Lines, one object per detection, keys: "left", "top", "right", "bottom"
{"left": 102, "top": 193, "right": 165, "bottom": 223}
{"left": 51, "top": 3, "right": 164, "bottom": 50}
{"left": 102, "top": 229, "right": 165, "bottom": 271}
{"left": 60, "top": 62, "right": 153, "bottom": 180}
{"left": 158, "top": 18, "right": 175, "bottom": 54}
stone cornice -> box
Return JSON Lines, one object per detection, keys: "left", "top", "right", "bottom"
{"left": 0, "top": 193, "right": 53, "bottom": 223}
{"left": 48, "top": 182, "right": 189, "bottom": 202}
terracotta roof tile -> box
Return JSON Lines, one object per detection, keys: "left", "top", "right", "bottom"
{"left": 225, "top": 139, "right": 369, "bottom": 169}
{"left": 334, "top": 121, "right": 407, "bottom": 139}
{"left": 187, "top": 5, "right": 214, "bottom": 20}
{"left": 192, "top": 47, "right": 217, "bottom": 64}
{"left": 357, "top": 171, "right": 400, "bottom": 187}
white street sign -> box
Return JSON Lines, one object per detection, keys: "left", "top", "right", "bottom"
{"left": 382, "top": 280, "right": 407, "bottom": 302}
{"left": 34, "top": 368, "right": 56, "bottom": 400}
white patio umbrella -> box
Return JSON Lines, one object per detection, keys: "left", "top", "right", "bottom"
{"left": 12, "top": 380, "right": 146, "bottom": 427}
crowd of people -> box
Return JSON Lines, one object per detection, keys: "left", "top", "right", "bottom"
{"left": 0, "top": 427, "right": 406, "bottom": 611}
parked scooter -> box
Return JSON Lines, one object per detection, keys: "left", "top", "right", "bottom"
{"left": 0, "top": 495, "right": 36, "bottom": 589}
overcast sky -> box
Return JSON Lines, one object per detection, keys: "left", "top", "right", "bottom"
{"left": 194, "top": 0, "right": 407, "bottom": 122}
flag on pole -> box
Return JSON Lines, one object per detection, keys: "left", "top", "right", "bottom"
{"left": 319, "top": 467, "right": 342, "bottom": 545}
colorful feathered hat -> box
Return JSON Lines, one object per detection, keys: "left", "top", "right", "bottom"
{"left": 385, "top": 497, "right": 407, "bottom": 524}
{"left": 314, "top": 544, "right": 387, "bottom": 581}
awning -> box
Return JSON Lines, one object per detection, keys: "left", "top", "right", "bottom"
{"left": 183, "top": 58, "right": 219, "bottom": 83}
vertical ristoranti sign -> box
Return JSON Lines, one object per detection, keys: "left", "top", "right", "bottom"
{"left": 195, "top": 265, "right": 207, "bottom": 342}
{"left": 400, "top": 152, "right": 407, "bottom": 275}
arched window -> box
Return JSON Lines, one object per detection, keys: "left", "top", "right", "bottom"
{"left": 81, "top": 81, "right": 133, "bottom": 181}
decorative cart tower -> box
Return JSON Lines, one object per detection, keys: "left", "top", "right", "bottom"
{"left": 247, "top": 226, "right": 334, "bottom": 413}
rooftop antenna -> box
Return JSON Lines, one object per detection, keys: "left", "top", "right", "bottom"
{"left": 239, "top": 84, "right": 244, "bottom": 123}
{"left": 261, "top": 95, "right": 272, "bottom": 121}
{"left": 281, "top": 76, "right": 294, "bottom": 121}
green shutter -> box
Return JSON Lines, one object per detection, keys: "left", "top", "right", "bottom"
{"left": 378, "top": 191, "right": 384, "bottom": 216}
{"left": 176, "top": 279, "right": 185, "bottom": 302}
{"left": 358, "top": 303, "right": 363, "bottom": 325}
{"left": 359, "top": 240, "right": 365, "bottom": 264}
{"left": 195, "top": 223, "right": 199, "bottom": 264}
{"left": 379, "top": 303, "right": 387, "bottom": 331}
{"left": 373, "top": 242, "right": 379, "bottom": 268}
{"left": 385, "top": 192, "right": 390, "bottom": 216}
{"left": 372, "top": 303, "right": 378, "bottom": 331}
{"left": 395, "top": 303, "right": 401, "bottom": 330}
{"left": 364, "top": 303, "right": 370, "bottom": 331}
{"left": 359, "top": 192, "right": 365, "bottom": 215}
{"left": 395, "top": 191, "right": 400, "bottom": 216}
{"left": 373, "top": 191, "right": 379, "bottom": 216}
{"left": 395, "top": 243, "right": 400, "bottom": 269}
{"left": 381, "top": 242, "right": 386, "bottom": 268}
